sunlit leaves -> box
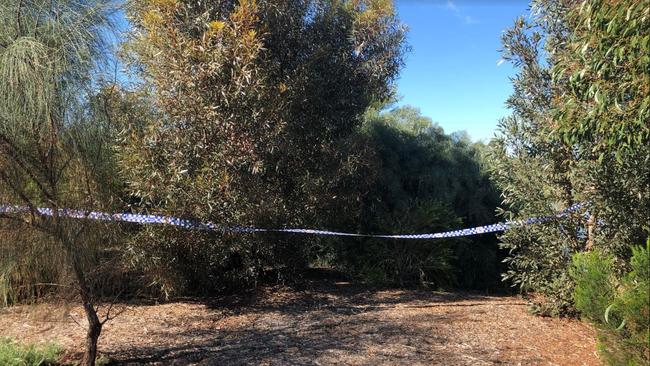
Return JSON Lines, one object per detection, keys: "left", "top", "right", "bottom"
{"left": 121, "top": 0, "right": 406, "bottom": 294}
{"left": 490, "top": 0, "right": 650, "bottom": 317}
{"left": 553, "top": 0, "right": 650, "bottom": 160}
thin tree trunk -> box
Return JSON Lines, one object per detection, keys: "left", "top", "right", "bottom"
{"left": 77, "top": 266, "right": 102, "bottom": 366}
{"left": 81, "top": 295, "right": 102, "bottom": 366}
{"left": 60, "top": 232, "right": 102, "bottom": 366}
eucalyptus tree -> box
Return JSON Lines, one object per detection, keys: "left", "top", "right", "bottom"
{"left": 0, "top": 1, "right": 120, "bottom": 364}
{"left": 489, "top": 0, "right": 649, "bottom": 316}
{"left": 488, "top": 0, "right": 583, "bottom": 316}
{"left": 551, "top": 0, "right": 650, "bottom": 261}
{"left": 555, "top": 1, "right": 649, "bottom": 361}
{"left": 120, "top": 0, "right": 406, "bottom": 294}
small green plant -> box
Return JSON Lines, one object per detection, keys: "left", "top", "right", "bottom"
{"left": 570, "top": 250, "right": 616, "bottom": 323}
{"left": 0, "top": 338, "right": 61, "bottom": 366}
{"left": 571, "top": 240, "right": 650, "bottom": 365}
{"left": 95, "top": 355, "right": 111, "bottom": 366}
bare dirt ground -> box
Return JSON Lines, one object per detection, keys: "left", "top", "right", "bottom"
{"left": 0, "top": 279, "right": 599, "bottom": 366}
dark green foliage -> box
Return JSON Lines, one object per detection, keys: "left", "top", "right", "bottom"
{"left": 328, "top": 106, "right": 503, "bottom": 289}
{"left": 571, "top": 241, "right": 650, "bottom": 365}
{"left": 570, "top": 250, "right": 615, "bottom": 323}
{"left": 336, "top": 201, "right": 459, "bottom": 288}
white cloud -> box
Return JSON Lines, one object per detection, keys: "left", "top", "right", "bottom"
{"left": 464, "top": 15, "right": 479, "bottom": 24}
{"left": 445, "top": 0, "right": 480, "bottom": 25}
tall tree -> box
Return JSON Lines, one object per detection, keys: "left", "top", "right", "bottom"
{"left": 490, "top": 0, "right": 649, "bottom": 316}
{"left": 552, "top": 0, "right": 649, "bottom": 261}
{"left": 489, "top": 0, "right": 583, "bottom": 315}
{"left": 0, "top": 1, "right": 120, "bottom": 364}
{"left": 121, "top": 0, "right": 406, "bottom": 294}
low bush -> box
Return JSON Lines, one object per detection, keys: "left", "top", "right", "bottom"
{"left": 570, "top": 250, "right": 616, "bottom": 322}
{"left": 333, "top": 201, "right": 458, "bottom": 288}
{"left": 0, "top": 338, "right": 61, "bottom": 366}
{"left": 570, "top": 240, "right": 650, "bottom": 365}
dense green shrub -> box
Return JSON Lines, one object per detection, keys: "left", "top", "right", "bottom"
{"left": 571, "top": 241, "right": 650, "bottom": 365}
{"left": 570, "top": 250, "right": 615, "bottom": 323}
{"left": 334, "top": 201, "right": 459, "bottom": 288}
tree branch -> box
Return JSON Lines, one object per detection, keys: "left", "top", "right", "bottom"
{"left": 0, "top": 133, "right": 55, "bottom": 202}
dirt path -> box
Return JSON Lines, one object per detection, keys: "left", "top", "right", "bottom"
{"left": 0, "top": 281, "right": 599, "bottom": 365}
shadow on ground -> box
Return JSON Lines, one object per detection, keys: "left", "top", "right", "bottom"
{"left": 103, "top": 277, "right": 518, "bottom": 366}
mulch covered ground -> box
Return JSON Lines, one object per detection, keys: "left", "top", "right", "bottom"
{"left": 0, "top": 279, "right": 599, "bottom": 365}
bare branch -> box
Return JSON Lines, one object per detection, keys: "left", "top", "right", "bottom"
{"left": 100, "top": 291, "right": 126, "bottom": 326}
{"left": 68, "top": 312, "right": 85, "bottom": 330}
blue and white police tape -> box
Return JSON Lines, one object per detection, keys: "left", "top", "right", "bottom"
{"left": 0, "top": 202, "right": 588, "bottom": 239}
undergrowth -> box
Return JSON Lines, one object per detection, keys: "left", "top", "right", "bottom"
{"left": 0, "top": 337, "right": 61, "bottom": 366}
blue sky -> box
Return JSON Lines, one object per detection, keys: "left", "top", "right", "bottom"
{"left": 394, "top": 0, "right": 530, "bottom": 141}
